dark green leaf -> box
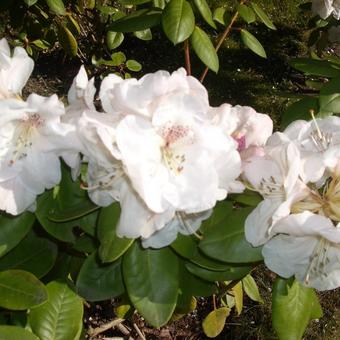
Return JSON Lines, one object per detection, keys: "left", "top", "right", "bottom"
{"left": 240, "top": 29, "right": 267, "bottom": 58}
{"left": 45, "top": 0, "right": 65, "bottom": 15}
{"left": 76, "top": 252, "right": 124, "bottom": 301}
{"left": 162, "top": 0, "right": 195, "bottom": 44}
{"left": 185, "top": 262, "right": 251, "bottom": 282}
{"left": 199, "top": 207, "right": 263, "bottom": 263}
{"left": 281, "top": 97, "right": 319, "bottom": 128}
{"left": 272, "top": 278, "right": 323, "bottom": 340}
{"left": 0, "top": 326, "right": 39, "bottom": 340}
{"left": 98, "top": 203, "right": 134, "bottom": 263}
{"left": 190, "top": 26, "right": 219, "bottom": 72}
{"left": 109, "top": 9, "right": 161, "bottom": 33}
{"left": 0, "top": 212, "right": 35, "bottom": 258}
{"left": 29, "top": 281, "right": 83, "bottom": 340}
{"left": 290, "top": 58, "right": 340, "bottom": 78}
{"left": 237, "top": 4, "right": 256, "bottom": 24}
{"left": 57, "top": 25, "right": 78, "bottom": 57}
{"left": 319, "top": 77, "right": 340, "bottom": 113}
{"left": 0, "top": 231, "right": 57, "bottom": 278}
{"left": 193, "top": 0, "right": 216, "bottom": 28}
{"left": 250, "top": 2, "right": 276, "bottom": 30}
{"left": 232, "top": 190, "right": 262, "bottom": 207}
{"left": 107, "top": 31, "right": 124, "bottom": 50}
{"left": 0, "top": 270, "right": 47, "bottom": 310}
{"left": 123, "top": 243, "right": 179, "bottom": 327}
{"left": 66, "top": 14, "right": 81, "bottom": 35}
{"left": 73, "top": 234, "right": 97, "bottom": 253}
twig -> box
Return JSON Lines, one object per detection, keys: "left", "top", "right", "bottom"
{"left": 199, "top": 0, "right": 245, "bottom": 83}
{"left": 184, "top": 39, "right": 191, "bottom": 75}
{"left": 133, "top": 323, "right": 147, "bottom": 340}
{"left": 88, "top": 318, "right": 125, "bottom": 338}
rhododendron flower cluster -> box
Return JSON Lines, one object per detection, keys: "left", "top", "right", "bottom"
{"left": 245, "top": 116, "right": 340, "bottom": 291}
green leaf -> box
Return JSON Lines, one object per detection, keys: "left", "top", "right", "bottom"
{"left": 57, "top": 25, "right": 78, "bottom": 57}
{"left": 193, "top": 0, "right": 216, "bottom": 28}
{"left": 76, "top": 252, "right": 124, "bottom": 301}
{"left": 162, "top": 0, "right": 195, "bottom": 45}
{"left": 281, "top": 97, "right": 319, "bottom": 129}
{"left": 111, "top": 51, "right": 126, "bottom": 65}
{"left": 232, "top": 189, "right": 262, "bottom": 207}
{"left": 0, "top": 270, "right": 47, "bottom": 310}
{"left": 0, "top": 326, "right": 39, "bottom": 340}
{"left": 290, "top": 58, "right": 340, "bottom": 78}
{"left": 29, "top": 281, "right": 83, "bottom": 340}
{"left": 109, "top": 9, "right": 161, "bottom": 32}
{"left": 66, "top": 14, "right": 81, "bottom": 35}
{"left": 250, "top": 2, "right": 276, "bottom": 30}
{"left": 237, "top": 4, "right": 256, "bottom": 24}
{"left": 0, "top": 212, "right": 35, "bottom": 258}
{"left": 119, "top": 0, "right": 151, "bottom": 4}
{"left": 107, "top": 31, "right": 124, "bottom": 50}
{"left": 213, "top": 7, "right": 226, "bottom": 26}
{"left": 272, "top": 278, "right": 323, "bottom": 340}
{"left": 45, "top": 0, "right": 66, "bottom": 15}
{"left": 199, "top": 207, "right": 263, "bottom": 263}
{"left": 73, "top": 234, "right": 97, "bottom": 253}
{"left": 23, "top": 0, "right": 38, "bottom": 7}
{"left": 126, "top": 59, "right": 142, "bottom": 72}
{"left": 123, "top": 243, "right": 179, "bottom": 327}
{"left": 185, "top": 262, "right": 251, "bottom": 282}
{"left": 98, "top": 203, "right": 134, "bottom": 263}
{"left": 240, "top": 29, "right": 267, "bottom": 58}
{"left": 134, "top": 29, "right": 152, "bottom": 40}
{"left": 319, "top": 77, "right": 340, "bottom": 113}
{"left": 242, "top": 274, "right": 263, "bottom": 303}
{"left": 202, "top": 307, "right": 230, "bottom": 338}
{"left": 190, "top": 26, "right": 219, "bottom": 73}
{"left": 0, "top": 231, "right": 57, "bottom": 278}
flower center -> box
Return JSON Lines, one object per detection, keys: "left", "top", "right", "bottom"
{"left": 309, "top": 129, "right": 333, "bottom": 152}
{"left": 9, "top": 113, "right": 44, "bottom": 165}
{"left": 258, "top": 176, "right": 285, "bottom": 199}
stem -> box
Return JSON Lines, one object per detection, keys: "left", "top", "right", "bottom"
{"left": 184, "top": 39, "right": 191, "bottom": 76}
{"left": 199, "top": 1, "right": 244, "bottom": 83}
{"left": 212, "top": 294, "right": 217, "bottom": 310}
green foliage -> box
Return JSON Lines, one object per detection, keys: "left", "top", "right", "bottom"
{"left": 240, "top": 29, "right": 267, "bottom": 59}
{"left": 272, "top": 278, "right": 323, "bottom": 340}
{"left": 0, "top": 326, "right": 39, "bottom": 340}
{"left": 202, "top": 307, "right": 230, "bottom": 338}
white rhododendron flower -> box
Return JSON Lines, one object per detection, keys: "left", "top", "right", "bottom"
{"left": 0, "top": 94, "right": 77, "bottom": 214}
{"left": 312, "top": 0, "right": 340, "bottom": 19}
{"left": 283, "top": 116, "right": 340, "bottom": 183}
{"left": 262, "top": 211, "right": 340, "bottom": 291}
{"left": 0, "top": 38, "right": 34, "bottom": 99}
{"left": 243, "top": 132, "right": 307, "bottom": 246}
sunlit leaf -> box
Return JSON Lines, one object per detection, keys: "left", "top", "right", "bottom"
{"left": 202, "top": 307, "right": 230, "bottom": 338}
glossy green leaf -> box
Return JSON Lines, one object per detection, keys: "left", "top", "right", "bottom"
{"left": 0, "top": 212, "right": 35, "bottom": 258}
{"left": 123, "top": 243, "right": 179, "bottom": 327}
{"left": 193, "top": 0, "right": 216, "bottom": 28}
{"left": 190, "top": 26, "right": 219, "bottom": 72}
{"left": 119, "top": 0, "right": 151, "bottom": 4}
{"left": 199, "top": 207, "right": 263, "bottom": 263}
{"left": 185, "top": 262, "right": 251, "bottom": 282}
{"left": 213, "top": 7, "right": 226, "bottom": 25}
{"left": 23, "top": 0, "right": 38, "bottom": 6}
{"left": 57, "top": 25, "right": 78, "bottom": 57}
{"left": 45, "top": 0, "right": 65, "bottom": 15}
{"left": 76, "top": 252, "right": 124, "bottom": 301}
{"left": 109, "top": 9, "right": 161, "bottom": 32}
{"left": 242, "top": 274, "right": 263, "bottom": 303}
{"left": 202, "top": 307, "right": 230, "bottom": 338}
{"left": 126, "top": 59, "right": 142, "bottom": 72}
{"left": 281, "top": 97, "right": 319, "bottom": 128}
{"left": 0, "top": 326, "right": 39, "bottom": 340}
{"left": 319, "top": 77, "right": 340, "bottom": 113}
{"left": 134, "top": 29, "right": 152, "bottom": 40}
{"left": 29, "top": 281, "right": 83, "bottom": 340}
{"left": 73, "top": 234, "right": 97, "bottom": 253}
{"left": 240, "top": 29, "right": 267, "bottom": 58}
{"left": 232, "top": 189, "right": 262, "bottom": 207}
{"left": 0, "top": 270, "right": 47, "bottom": 310}
{"left": 107, "top": 31, "right": 124, "bottom": 50}
{"left": 0, "top": 231, "right": 57, "bottom": 278}
{"left": 250, "top": 2, "right": 276, "bottom": 30}
{"left": 272, "top": 278, "right": 323, "bottom": 340}
{"left": 98, "top": 203, "right": 134, "bottom": 263}
{"left": 162, "top": 0, "right": 195, "bottom": 44}
{"left": 237, "top": 4, "right": 256, "bottom": 24}
{"left": 290, "top": 58, "right": 340, "bottom": 78}
{"left": 111, "top": 51, "right": 126, "bottom": 65}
